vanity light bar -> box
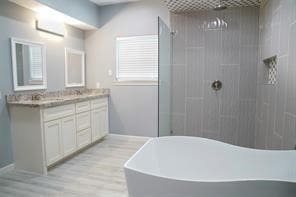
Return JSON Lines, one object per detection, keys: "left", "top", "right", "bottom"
{"left": 36, "top": 19, "right": 65, "bottom": 37}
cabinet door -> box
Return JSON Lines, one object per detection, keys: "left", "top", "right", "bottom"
{"left": 100, "top": 106, "right": 109, "bottom": 137}
{"left": 61, "top": 116, "right": 77, "bottom": 157}
{"left": 44, "top": 120, "right": 62, "bottom": 166}
{"left": 91, "top": 106, "right": 109, "bottom": 142}
{"left": 91, "top": 108, "right": 101, "bottom": 142}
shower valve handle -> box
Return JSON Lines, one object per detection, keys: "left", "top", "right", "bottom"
{"left": 211, "top": 80, "right": 222, "bottom": 91}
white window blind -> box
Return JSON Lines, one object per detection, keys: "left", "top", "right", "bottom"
{"left": 29, "top": 46, "right": 43, "bottom": 80}
{"left": 116, "top": 35, "right": 158, "bottom": 81}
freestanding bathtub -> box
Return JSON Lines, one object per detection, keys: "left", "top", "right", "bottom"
{"left": 124, "top": 136, "right": 296, "bottom": 197}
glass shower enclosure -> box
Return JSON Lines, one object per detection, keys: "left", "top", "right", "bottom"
{"left": 158, "top": 17, "right": 171, "bottom": 137}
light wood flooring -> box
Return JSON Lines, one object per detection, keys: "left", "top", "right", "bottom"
{"left": 0, "top": 135, "right": 148, "bottom": 197}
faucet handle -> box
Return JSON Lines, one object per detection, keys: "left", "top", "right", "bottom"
{"left": 32, "top": 92, "right": 44, "bottom": 101}
{"left": 75, "top": 89, "right": 83, "bottom": 95}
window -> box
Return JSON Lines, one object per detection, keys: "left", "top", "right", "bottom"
{"left": 29, "top": 46, "right": 43, "bottom": 81}
{"left": 116, "top": 35, "right": 158, "bottom": 82}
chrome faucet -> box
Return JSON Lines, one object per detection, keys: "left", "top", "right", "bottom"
{"left": 75, "top": 89, "right": 83, "bottom": 95}
{"left": 32, "top": 92, "right": 44, "bottom": 101}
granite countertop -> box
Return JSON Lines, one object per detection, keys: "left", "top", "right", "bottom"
{"left": 7, "top": 88, "right": 109, "bottom": 108}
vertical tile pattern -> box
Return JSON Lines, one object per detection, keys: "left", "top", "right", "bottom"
{"left": 221, "top": 8, "right": 241, "bottom": 65}
{"left": 238, "top": 100, "right": 256, "bottom": 147}
{"left": 186, "top": 48, "right": 204, "bottom": 98}
{"left": 220, "top": 117, "right": 238, "bottom": 144}
{"left": 185, "top": 98, "right": 203, "bottom": 136}
{"left": 239, "top": 46, "right": 258, "bottom": 100}
{"left": 204, "top": 29, "right": 222, "bottom": 81}
{"left": 286, "top": 23, "right": 296, "bottom": 115}
{"left": 186, "top": 12, "right": 205, "bottom": 48}
{"left": 241, "top": 7, "right": 259, "bottom": 46}
{"left": 171, "top": 114, "right": 185, "bottom": 136}
{"left": 171, "top": 7, "right": 259, "bottom": 147}
{"left": 220, "top": 65, "right": 239, "bottom": 117}
{"left": 275, "top": 56, "right": 288, "bottom": 136}
{"left": 171, "top": 13, "right": 186, "bottom": 65}
{"left": 202, "top": 81, "right": 220, "bottom": 134}
{"left": 283, "top": 113, "right": 296, "bottom": 150}
{"left": 256, "top": 103, "right": 269, "bottom": 149}
{"left": 255, "top": 0, "right": 296, "bottom": 150}
{"left": 171, "top": 65, "right": 186, "bottom": 114}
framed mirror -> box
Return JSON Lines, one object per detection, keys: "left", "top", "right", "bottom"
{"left": 11, "top": 38, "right": 47, "bottom": 91}
{"left": 65, "top": 48, "right": 85, "bottom": 88}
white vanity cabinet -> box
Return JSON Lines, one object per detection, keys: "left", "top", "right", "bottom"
{"left": 43, "top": 104, "right": 77, "bottom": 166}
{"left": 44, "top": 119, "right": 63, "bottom": 166}
{"left": 91, "top": 97, "right": 109, "bottom": 142}
{"left": 9, "top": 96, "right": 109, "bottom": 175}
{"left": 44, "top": 115, "right": 77, "bottom": 166}
{"left": 75, "top": 101, "right": 92, "bottom": 149}
{"left": 91, "top": 109, "right": 102, "bottom": 142}
{"left": 61, "top": 116, "right": 77, "bottom": 157}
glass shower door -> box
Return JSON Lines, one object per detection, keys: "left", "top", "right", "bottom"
{"left": 158, "top": 17, "right": 171, "bottom": 137}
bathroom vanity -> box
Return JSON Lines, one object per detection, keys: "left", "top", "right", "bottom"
{"left": 7, "top": 89, "right": 109, "bottom": 175}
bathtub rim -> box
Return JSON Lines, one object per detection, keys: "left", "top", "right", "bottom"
{"left": 124, "top": 136, "right": 296, "bottom": 184}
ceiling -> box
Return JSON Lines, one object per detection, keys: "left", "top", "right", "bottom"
{"left": 164, "top": 0, "right": 262, "bottom": 12}
{"left": 90, "top": 0, "right": 140, "bottom": 6}
{"left": 90, "top": 0, "right": 262, "bottom": 12}
{"left": 10, "top": 0, "right": 97, "bottom": 30}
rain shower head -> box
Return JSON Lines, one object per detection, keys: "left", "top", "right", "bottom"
{"left": 213, "top": 4, "right": 227, "bottom": 11}
{"left": 213, "top": 0, "right": 227, "bottom": 11}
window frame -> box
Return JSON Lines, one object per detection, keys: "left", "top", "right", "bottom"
{"left": 115, "top": 35, "right": 159, "bottom": 85}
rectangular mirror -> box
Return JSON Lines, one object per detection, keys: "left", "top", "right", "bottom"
{"left": 11, "top": 38, "right": 47, "bottom": 91}
{"left": 65, "top": 48, "right": 85, "bottom": 88}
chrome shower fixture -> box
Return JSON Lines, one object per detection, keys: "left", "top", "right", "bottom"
{"left": 213, "top": 0, "right": 227, "bottom": 11}
{"left": 205, "top": 17, "right": 228, "bottom": 30}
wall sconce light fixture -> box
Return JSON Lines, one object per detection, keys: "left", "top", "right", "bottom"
{"left": 36, "top": 19, "right": 65, "bottom": 37}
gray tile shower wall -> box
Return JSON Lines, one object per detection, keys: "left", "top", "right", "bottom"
{"left": 171, "top": 7, "right": 259, "bottom": 147}
{"left": 255, "top": 0, "right": 296, "bottom": 150}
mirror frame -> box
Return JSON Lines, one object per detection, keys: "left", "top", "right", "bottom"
{"left": 10, "top": 37, "right": 47, "bottom": 91}
{"left": 65, "top": 48, "right": 85, "bottom": 88}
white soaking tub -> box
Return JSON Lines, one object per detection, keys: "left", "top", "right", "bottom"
{"left": 124, "top": 136, "right": 296, "bottom": 197}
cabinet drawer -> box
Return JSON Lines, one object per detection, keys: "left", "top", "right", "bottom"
{"left": 43, "top": 104, "right": 75, "bottom": 122}
{"left": 91, "top": 97, "right": 108, "bottom": 109}
{"left": 76, "top": 111, "right": 91, "bottom": 131}
{"left": 77, "top": 128, "right": 91, "bottom": 149}
{"left": 76, "top": 101, "right": 90, "bottom": 113}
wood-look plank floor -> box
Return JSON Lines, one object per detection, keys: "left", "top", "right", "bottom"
{"left": 0, "top": 135, "right": 148, "bottom": 197}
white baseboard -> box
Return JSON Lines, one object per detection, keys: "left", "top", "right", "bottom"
{"left": 108, "top": 134, "right": 151, "bottom": 140}
{"left": 0, "top": 164, "right": 15, "bottom": 175}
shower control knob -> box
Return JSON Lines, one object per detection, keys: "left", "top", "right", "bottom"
{"left": 211, "top": 80, "right": 222, "bottom": 91}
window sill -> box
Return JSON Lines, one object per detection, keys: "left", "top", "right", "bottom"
{"left": 112, "top": 80, "right": 158, "bottom": 86}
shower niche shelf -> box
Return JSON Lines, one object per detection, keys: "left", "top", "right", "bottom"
{"left": 263, "top": 55, "right": 277, "bottom": 85}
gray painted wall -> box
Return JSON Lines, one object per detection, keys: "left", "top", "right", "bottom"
{"left": 171, "top": 8, "right": 259, "bottom": 147}
{"left": 255, "top": 0, "right": 296, "bottom": 150}
{"left": 0, "top": 1, "right": 85, "bottom": 168}
{"left": 85, "top": 0, "right": 169, "bottom": 137}
{"left": 35, "top": 0, "right": 100, "bottom": 28}
{"left": 109, "top": 86, "right": 158, "bottom": 136}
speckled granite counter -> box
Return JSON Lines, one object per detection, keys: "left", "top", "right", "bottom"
{"left": 7, "top": 88, "right": 109, "bottom": 108}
